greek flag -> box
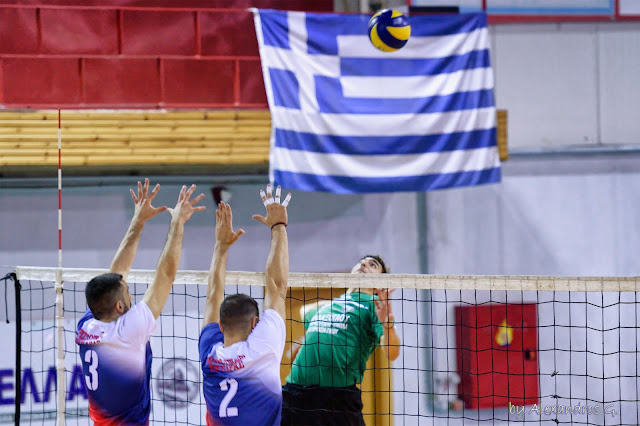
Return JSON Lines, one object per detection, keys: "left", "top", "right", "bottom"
{"left": 252, "top": 9, "right": 501, "bottom": 194}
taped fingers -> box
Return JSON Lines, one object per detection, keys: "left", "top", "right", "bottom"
{"left": 282, "top": 193, "right": 292, "bottom": 207}
{"left": 260, "top": 189, "right": 273, "bottom": 206}
{"left": 275, "top": 186, "right": 281, "bottom": 204}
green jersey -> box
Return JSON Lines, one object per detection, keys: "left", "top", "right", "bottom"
{"left": 287, "top": 292, "right": 384, "bottom": 387}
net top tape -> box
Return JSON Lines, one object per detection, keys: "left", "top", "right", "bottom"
{"left": 14, "top": 266, "right": 640, "bottom": 292}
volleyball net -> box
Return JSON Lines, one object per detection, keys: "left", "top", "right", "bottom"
{"left": 6, "top": 266, "right": 640, "bottom": 425}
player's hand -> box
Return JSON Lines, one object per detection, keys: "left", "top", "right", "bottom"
{"left": 130, "top": 178, "right": 167, "bottom": 223}
{"left": 374, "top": 288, "right": 395, "bottom": 325}
{"left": 215, "top": 201, "right": 245, "bottom": 247}
{"left": 252, "top": 184, "right": 291, "bottom": 228}
{"left": 168, "top": 184, "right": 206, "bottom": 224}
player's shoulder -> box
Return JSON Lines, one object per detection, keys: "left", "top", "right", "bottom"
{"left": 119, "top": 301, "right": 153, "bottom": 324}
{"left": 76, "top": 308, "right": 94, "bottom": 332}
{"left": 263, "top": 308, "right": 284, "bottom": 321}
{"left": 114, "top": 301, "right": 156, "bottom": 341}
{"left": 247, "top": 310, "right": 286, "bottom": 352}
{"left": 259, "top": 309, "right": 286, "bottom": 331}
{"left": 76, "top": 318, "right": 107, "bottom": 345}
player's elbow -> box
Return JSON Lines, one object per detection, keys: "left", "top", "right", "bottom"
{"left": 266, "top": 275, "right": 288, "bottom": 293}
{"left": 382, "top": 336, "right": 401, "bottom": 361}
{"left": 156, "top": 261, "right": 179, "bottom": 283}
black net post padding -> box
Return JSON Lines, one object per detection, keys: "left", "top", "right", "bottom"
{"left": 2, "top": 273, "right": 21, "bottom": 426}
{"left": 10, "top": 273, "right": 21, "bottom": 426}
{"left": 4, "top": 275, "right": 8, "bottom": 324}
{"left": 13, "top": 273, "right": 20, "bottom": 426}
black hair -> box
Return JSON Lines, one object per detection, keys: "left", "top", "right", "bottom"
{"left": 360, "top": 254, "right": 389, "bottom": 273}
{"left": 85, "top": 273, "right": 124, "bottom": 320}
{"left": 219, "top": 294, "right": 260, "bottom": 334}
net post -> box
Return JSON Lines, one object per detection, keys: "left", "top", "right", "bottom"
{"left": 416, "top": 191, "right": 435, "bottom": 413}
{"left": 9, "top": 273, "right": 21, "bottom": 426}
{"left": 55, "top": 270, "right": 65, "bottom": 426}
{"left": 55, "top": 108, "right": 66, "bottom": 426}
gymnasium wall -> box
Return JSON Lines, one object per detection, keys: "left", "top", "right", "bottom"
{"left": 1, "top": 6, "right": 639, "bottom": 152}
{"left": 491, "top": 22, "right": 640, "bottom": 149}
{"left": 0, "top": 183, "right": 418, "bottom": 275}
{"left": 2, "top": 154, "right": 637, "bottom": 286}
{"left": 2, "top": 154, "right": 640, "bottom": 424}
{"left": 0, "top": 0, "right": 332, "bottom": 108}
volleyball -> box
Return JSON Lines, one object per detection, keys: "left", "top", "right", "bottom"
{"left": 367, "top": 9, "right": 411, "bottom": 52}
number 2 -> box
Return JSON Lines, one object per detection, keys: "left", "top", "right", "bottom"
{"left": 84, "top": 350, "right": 99, "bottom": 391}
{"left": 218, "top": 378, "right": 238, "bottom": 418}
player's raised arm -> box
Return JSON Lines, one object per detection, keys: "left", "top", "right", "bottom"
{"left": 202, "top": 201, "right": 245, "bottom": 328}
{"left": 252, "top": 184, "right": 291, "bottom": 319}
{"left": 110, "top": 178, "right": 167, "bottom": 280}
{"left": 375, "top": 288, "right": 401, "bottom": 361}
{"left": 143, "top": 184, "right": 206, "bottom": 319}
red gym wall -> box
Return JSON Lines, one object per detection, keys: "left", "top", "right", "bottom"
{"left": 0, "top": 0, "right": 333, "bottom": 109}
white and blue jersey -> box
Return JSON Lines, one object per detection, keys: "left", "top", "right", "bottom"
{"left": 76, "top": 301, "right": 156, "bottom": 425}
{"left": 199, "top": 309, "right": 285, "bottom": 426}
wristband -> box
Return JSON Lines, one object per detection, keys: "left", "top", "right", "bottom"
{"left": 271, "top": 222, "right": 287, "bottom": 230}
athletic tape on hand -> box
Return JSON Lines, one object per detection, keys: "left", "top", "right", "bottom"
{"left": 275, "top": 186, "right": 281, "bottom": 204}
{"left": 282, "top": 193, "right": 291, "bottom": 207}
{"left": 260, "top": 189, "right": 272, "bottom": 206}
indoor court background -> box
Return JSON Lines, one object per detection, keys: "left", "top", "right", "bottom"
{"left": 1, "top": 0, "right": 640, "bottom": 425}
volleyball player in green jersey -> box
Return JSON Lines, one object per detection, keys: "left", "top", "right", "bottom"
{"left": 281, "top": 255, "right": 401, "bottom": 426}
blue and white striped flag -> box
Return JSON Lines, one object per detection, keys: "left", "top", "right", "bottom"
{"left": 252, "top": 9, "right": 501, "bottom": 194}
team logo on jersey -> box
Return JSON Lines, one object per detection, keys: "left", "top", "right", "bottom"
{"left": 207, "top": 354, "right": 246, "bottom": 372}
{"left": 155, "top": 358, "right": 199, "bottom": 409}
{"left": 75, "top": 329, "right": 103, "bottom": 345}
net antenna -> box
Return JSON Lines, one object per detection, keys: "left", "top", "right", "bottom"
{"left": 55, "top": 109, "right": 66, "bottom": 426}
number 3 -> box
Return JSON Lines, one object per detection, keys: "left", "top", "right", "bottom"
{"left": 219, "top": 378, "right": 238, "bottom": 418}
{"left": 84, "top": 350, "right": 99, "bottom": 391}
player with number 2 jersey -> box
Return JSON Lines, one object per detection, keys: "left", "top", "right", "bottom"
{"left": 199, "top": 184, "right": 291, "bottom": 425}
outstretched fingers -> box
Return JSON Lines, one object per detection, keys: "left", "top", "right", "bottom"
{"left": 177, "top": 185, "right": 187, "bottom": 202}
{"left": 142, "top": 178, "right": 150, "bottom": 198}
{"left": 260, "top": 189, "right": 271, "bottom": 206}
{"left": 282, "top": 193, "right": 292, "bottom": 207}
{"left": 187, "top": 184, "right": 197, "bottom": 197}
{"left": 252, "top": 214, "right": 267, "bottom": 225}
{"left": 255, "top": 183, "right": 291, "bottom": 227}
{"left": 190, "top": 192, "right": 205, "bottom": 206}
{"left": 215, "top": 201, "right": 244, "bottom": 246}
{"left": 148, "top": 183, "right": 161, "bottom": 201}
{"left": 230, "top": 228, "right": 245, "bottom": 244}
{"left": 153, "top": 205, "right": 168, "bottom": 214}
{"left": 170, "top": 184, "right": 207, "bottom": 223}
{"left": 188, "top": 189, "right": 206, "bottom": 211}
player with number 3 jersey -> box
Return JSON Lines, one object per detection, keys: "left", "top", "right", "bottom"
{"left": 76, "top": 180, "right": 206, "bottom": 425}
{"left": 199, "top": 184, "right": 291, "bottom": 426}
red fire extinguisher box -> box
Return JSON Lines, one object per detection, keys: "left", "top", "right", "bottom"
{"left": 454, "top": 303, "right": 539, "bottom": 409}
